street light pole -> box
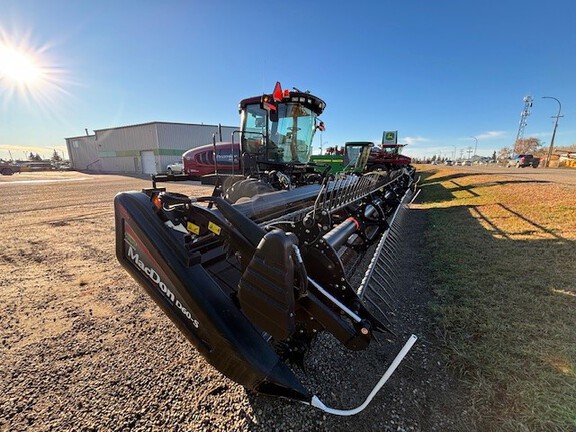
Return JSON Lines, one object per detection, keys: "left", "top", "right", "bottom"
{"left": 470, "top": 136, "right": 478, "bottom": 158}
{"left": 542, "top": 96, "right": 562, "bottom": 168}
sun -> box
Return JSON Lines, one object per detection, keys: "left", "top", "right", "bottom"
{"left": 0, "top": 44, "right": 42, "bottom": 85}
{"left": 0, "top": 34, "right": 70, "bottom": 116}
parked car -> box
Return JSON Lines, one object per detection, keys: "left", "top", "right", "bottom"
{"left": 166, "top": 161, "right": 183, "bottom": 175}
{"left": 506, "top": 154, "right": 540, "bottom": 168}
{"left": 0, "top": 161, "right": 21, "bottom": 175}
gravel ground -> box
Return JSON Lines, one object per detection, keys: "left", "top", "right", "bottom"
{"left": 0, "top": 171, "right": 472, "bottom": 431}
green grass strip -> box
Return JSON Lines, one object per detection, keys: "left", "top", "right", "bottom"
{"left": 417, "top": 166, "right": 576, "bottom": 431}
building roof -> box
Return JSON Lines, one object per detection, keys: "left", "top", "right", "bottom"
{"left": 92, "top": 121, "right": 235, "bottom": 133}
{"left": 65, "top": 134, "right": 96, "bottom": 140}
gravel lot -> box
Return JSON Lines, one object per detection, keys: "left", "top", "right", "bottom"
{"left": 0, "top": 171, "right": 471, "bottom": 431}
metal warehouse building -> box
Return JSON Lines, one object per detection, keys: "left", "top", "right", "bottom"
{"left": 65, "top": 122, "right": 236, "bottom": 174}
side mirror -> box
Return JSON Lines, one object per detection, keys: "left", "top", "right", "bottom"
{"left": 269, "top": 108, "right": 278, "bottom": 123}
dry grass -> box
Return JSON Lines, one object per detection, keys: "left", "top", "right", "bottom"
{"left": 414, "top": 165, "right": 576, "bottom": 430}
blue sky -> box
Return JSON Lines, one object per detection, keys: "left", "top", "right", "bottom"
{"left": 1, "top": 0, "right": 575, "bottom": 161}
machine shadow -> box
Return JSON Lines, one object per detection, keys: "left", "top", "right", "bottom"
{"left": 418, "top": 169, "right": 550, "bottom": 204}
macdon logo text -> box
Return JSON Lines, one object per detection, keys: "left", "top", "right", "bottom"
{"left": 127, "top": 245, "right": 199, "bottom": 328}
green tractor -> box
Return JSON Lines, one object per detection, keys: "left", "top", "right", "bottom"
{"left": 310, "top": 141, "right": 413, "bottom": 175}
{"left": 309, "top": 142, "right": 373, "bottom": 174}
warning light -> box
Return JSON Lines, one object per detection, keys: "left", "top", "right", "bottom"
{"left": 152, "top": 194, "right": 162, "bottom": 210}
{"left": 272, "top": 81, "right": 283, "bottom": 102}
{"left": 262, "top": 95, "right": 276, "bottom": 111}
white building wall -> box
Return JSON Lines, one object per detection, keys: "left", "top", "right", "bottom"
{"left": 96, "top": 123, "right": 159, "bottom": 173}
{"left": 65, "top": 135, "right": 99, "bottom": 170}
{"left": 65, "top": 122, "right": 237, "bottom": 174}
{"left": 156, "top": 123, "right": 238, "bottom": 170}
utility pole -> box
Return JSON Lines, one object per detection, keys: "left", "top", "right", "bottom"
{"left": 542, "top": 96, "right": 562, "bottom": 168}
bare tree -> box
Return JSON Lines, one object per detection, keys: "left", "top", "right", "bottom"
{"left": 498, "top": 147, "right": 513, "bottom": 161}
{"left": 514, "top": 137, "right": 542, "bottom": 155}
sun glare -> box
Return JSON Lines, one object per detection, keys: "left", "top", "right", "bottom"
{"left": 0, "top": 33, "right": 71, "bottom": 119}
{"left": 0, "top": 44, "right": 42, "bottom": 85}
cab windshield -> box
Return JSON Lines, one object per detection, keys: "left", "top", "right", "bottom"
{"left": 345, "top": 145, "right": 364, "bottom": 166}
{"left": 381, "top": 146, "right": 401, "bottom": 155}
{"left": 345, "top": 144, "right": 372, "bottom": 170}
{"left": 242, "top": 102, "right": 318, "bottom": 163}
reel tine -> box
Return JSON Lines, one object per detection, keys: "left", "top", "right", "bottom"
{"left": 366, "top": 281, "right": 395, "bottom": 310}
{"left": 364, "top": 294, "right": 393, "bottom": 327}
{"left": 356, "top": 183, "right": 419, "bottom": 334}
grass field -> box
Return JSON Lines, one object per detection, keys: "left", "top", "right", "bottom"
{"left": 415, "top": 165, "right": 576, "bottom": 430}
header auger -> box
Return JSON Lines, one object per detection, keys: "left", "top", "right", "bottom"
{"left": 115, "top": 83, "right": 419, "bottom": 415}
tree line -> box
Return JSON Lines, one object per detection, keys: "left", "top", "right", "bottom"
{"left": 26, "top": 150, "right": 63, "bottom": 162}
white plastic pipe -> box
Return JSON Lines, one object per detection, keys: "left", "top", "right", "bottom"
{"left": 309, "top": 334, "right": 417, "bottom": 416}
{"left": 409, "top": 188, "right": 421, "bottom": 205}
{"left": 308, "top": 277, "right": 362, "bottom": 323}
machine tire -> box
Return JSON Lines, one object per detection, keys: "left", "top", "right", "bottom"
{"left": 1, "top": 168, "right": 14, "bottom": 176}
{"left": 224, "top": 178, "right": 276, "bottom": 203}
{"left": 166, "top": 168, "right": 173, "bottom": 175}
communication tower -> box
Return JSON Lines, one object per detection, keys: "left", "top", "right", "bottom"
{"left": 513, "top": 95, "right": 533, "bottom": 155}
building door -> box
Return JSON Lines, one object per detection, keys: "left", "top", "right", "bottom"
{"left": 141, "top": 151, "right": 157, "bottom": 174}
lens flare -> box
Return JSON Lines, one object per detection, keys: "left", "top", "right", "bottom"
{"left": 0, "top": 32, "right": 70, "bottom": 114}
{"left": 0, "top": 44, "right": 42, "bottom": 84}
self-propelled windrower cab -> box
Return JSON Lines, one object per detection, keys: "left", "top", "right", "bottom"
{"left": 115, "top": 83, "right": 418, "bottom": 416}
